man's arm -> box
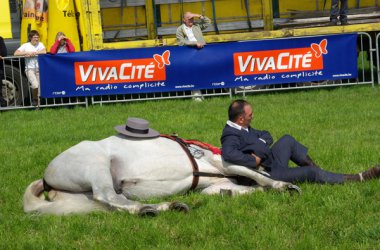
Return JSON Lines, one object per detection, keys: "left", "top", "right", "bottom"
{"left": 221, "top": 133, "right": 260, "bottom": 169}
{"left": 253, "top": 128, "right": 273, "bottom": 146}
{"left": 196, "top": 15, "right": 211, "bottom": 31}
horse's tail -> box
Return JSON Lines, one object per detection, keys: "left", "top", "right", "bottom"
{"left": 23, "top": 179, "right": 109, "bottom": 215}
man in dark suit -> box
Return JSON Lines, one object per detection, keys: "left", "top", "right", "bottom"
{"left": 221, "top": 99, "right": 380, "bottom": 184}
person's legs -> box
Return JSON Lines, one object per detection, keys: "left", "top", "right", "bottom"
{"left": 26, "top": 69, "right": 40, "bottom": 106}
{"left": 339, "top": 0, "right": 348, "bottom": 25}
{"left": 330, "top": 0, "right": 339, "bottom": 24}
{"left": 270, "top": 165, "right": 345, "bottom": 184}
{"left": 0, "top": 70, "right": 6, "bottom": 107}
{"left": 271, "top": 134, "right": 309, "bottom": 169}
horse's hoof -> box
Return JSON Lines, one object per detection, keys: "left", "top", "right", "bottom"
{"left": 138, "top": 206, "right": 159, "bottom": 217}
{"left": 169, "top": 201, "right": 190, "bottom": 213}
{"left": 287, "top": 184, "right": 302, "bottom": 195}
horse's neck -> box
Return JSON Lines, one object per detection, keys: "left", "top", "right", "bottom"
{"left": 196, "top": 149, "right": 225, "bottom": 174}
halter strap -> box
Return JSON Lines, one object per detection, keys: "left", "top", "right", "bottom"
{"left": 160, "top": 134, "right": 230, "bottom": 191}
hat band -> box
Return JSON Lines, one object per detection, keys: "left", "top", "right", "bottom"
{"left": 125, "top": 125, "right": 149, "bottom": 134}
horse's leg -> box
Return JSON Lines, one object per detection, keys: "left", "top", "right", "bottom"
{"left": 143, "top": 202, "right": 190, "bottom": 213}
{"left": 201, "top": 178, "right": 265, "bottom": 196}
{"left": 46, "top": 142, "right": 161, "bottom": 215}
{"left": 90, "top": 172, "right": 160, "bottom": 215}
{"left": 221, "top": 162, "right": 301, "bottom": 193}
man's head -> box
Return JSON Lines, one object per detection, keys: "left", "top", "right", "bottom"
{"left": 55, "top": 32, "right": 67, "bottom": 46}
{"left": 228, "top": 99, "right": 253, "bottom": 128}
{"left": 183, "top": 12, "right": 195, "bottom": 27}
{"left": 28, "top": 30, "right": 40, "bottom": 45}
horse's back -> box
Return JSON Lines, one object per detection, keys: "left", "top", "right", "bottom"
{"left": 44, "top": 136, "right": 197, "bottom": 198}
{"left": 106, "top": 136, "right": 196, "bottom": 199}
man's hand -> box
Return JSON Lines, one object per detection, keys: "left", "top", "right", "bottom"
{"left": 251, "top": 153, "right": 262, "bottom": 167}
{"left": 196, "top": 42, "right": 205, "bottom": 49}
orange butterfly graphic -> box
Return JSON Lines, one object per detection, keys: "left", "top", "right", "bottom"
{"left": 310, "top": 39, "right": 328, "bottom": 58}
{"left": 153, "top": 50, "right": 171, "bottom": 69}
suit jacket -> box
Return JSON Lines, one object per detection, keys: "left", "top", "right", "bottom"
{"left": 176, "top": 16, "right": 211, "bottom": 46}
{"left": 221, "top": 125, "right": 273, "bottom": 169}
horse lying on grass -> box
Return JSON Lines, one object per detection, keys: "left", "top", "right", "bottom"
{"left": 24, "top": 135, "right": 300, "bottom": 216}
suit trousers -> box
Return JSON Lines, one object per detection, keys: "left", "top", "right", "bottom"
{"left": 268, "top": 135, "right": 344, "bottom": 184}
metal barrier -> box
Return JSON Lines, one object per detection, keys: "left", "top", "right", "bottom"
{"left": 1, "top": 56, "right": 88, "bottom": 110}
{"left": 1, "top": 32, "right": 378, "bottom": 111}
{"left": 376, "top": 32, "right": 380, "bottom": 83}
{"left": 91, "top": 88, "right": 232, "bottom": 105}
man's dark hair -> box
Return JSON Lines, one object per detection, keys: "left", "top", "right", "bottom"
{"left": 228, "top": 99, "right": 250, "bottom": 122}
{"left": 28, "top": 30, "right": 39, "bottom": 42}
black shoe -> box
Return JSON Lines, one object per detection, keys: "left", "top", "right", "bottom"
{"left": 329, "top": 19, "right": 338, "bottom": 26}
{"left": 361, "top": 165, "right": 380, "bottom": 181}
{"left": 344, "top": 165, "right": 380, "bottom": 182}
{"left": 32, "top": 99, "right": 38, "bottom": 106}
{"left": 340, "top": 19, "right": 349, "bottom": 25}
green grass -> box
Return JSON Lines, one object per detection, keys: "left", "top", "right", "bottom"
{"left": 1, "top": 85, "right": 379, "bottom": 249}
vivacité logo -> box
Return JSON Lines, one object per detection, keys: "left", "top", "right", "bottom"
{"left": 233, "top": 39, "right": 328, "bottom": 75}
{"left": 74, "top": 50, "right": 171, "bottom": 85}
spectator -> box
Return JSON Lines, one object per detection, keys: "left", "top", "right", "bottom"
{"left": 50, "top": 32, "right": 75, "bottom": 54}
{"left": 330, "top": 0, "right": 348, "bottom": 25}
{"left": 176, "top": 12, "right": 211, "bottom": 101}
{"left": 176, "top": 12, "right": 211, "bottom": 49}
{"left": 0, "top": 36, "right": 7, "bottom": 107}
{"left": 14, "top": 30, "right": 46, "bottom": 106}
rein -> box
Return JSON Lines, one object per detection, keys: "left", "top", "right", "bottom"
{"left": 160, "top": 134, "right": 227, "bottom": 190}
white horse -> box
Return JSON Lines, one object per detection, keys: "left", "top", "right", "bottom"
{"left": 23, "top": 135, "right": 300, "bottom": 215}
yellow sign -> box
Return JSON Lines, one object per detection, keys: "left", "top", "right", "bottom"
{"left": 0, "top": 1, "right": 12, "bottom": 38}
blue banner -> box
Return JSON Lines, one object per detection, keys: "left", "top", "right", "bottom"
{"left": 40, "top": 34, "right": 357, "bottom": 98}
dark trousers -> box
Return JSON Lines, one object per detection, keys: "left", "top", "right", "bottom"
{"left": 330, "top": 0, "right": 348, "bottom": 21}
{"left": 268, "top": 135, "right": 344, "bottom": 184}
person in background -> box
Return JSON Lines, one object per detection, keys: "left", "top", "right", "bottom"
{"left": 50, "top": 32, "right": 75, "bottom": 54}
{"left": 176, "top": 12, "right": 211, "bottom": 101}
{"left": 14, "top": 30, "right": 46, "bottom": 106}
{"left": 221, "top": 99, "right": 380, "bottom": 184}
{"left": 330, "top": 0, "right": 348, "bottom": 25}
{"left": 176, "top": 12, "right": 211, "bottom": 49}
{"left": 0, "top": 36, "right": 7, "bottom": 107}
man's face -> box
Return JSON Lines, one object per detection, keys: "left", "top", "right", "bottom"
{"left": 31, "top": 35, "right": 39, "bottom": 46}
{"left": 240, "top": 104, "right": 253, "bottom": 128}
{"left": 183, "top": 13, "right": 194, "bottom": 27}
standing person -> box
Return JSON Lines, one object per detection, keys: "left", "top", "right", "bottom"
{"left": 330, "top": 0, "right": 349, "bottom": 25}
{"left": 50, "top": 32, "right": 75, "bottom": 54}
{"left": 176, "top": 12, "right": 211, "bottom": 49}
{"left": 14, "top": 30, "right": 46, "bottom": 106}
{"left": 176, "top": 12, "right": 211, "bottom": 101}
{"left": 221, "top": 99, "right": 380, "bottom": 184}
{"left": 0, "top": 36, "right": 7, "bottom": 107}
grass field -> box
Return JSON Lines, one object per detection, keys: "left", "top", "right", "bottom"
{"left": 0, "top": 85, "right": 379, "bottom": 249}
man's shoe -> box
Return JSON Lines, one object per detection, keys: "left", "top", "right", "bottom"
{"left": 340, "top": 19, "right": 349, "bottom": 25}
{"left": 361, "top": 165, "right": 380, "bottom": 181}
{"left": 344, "top": 165, "right": 380, "bottom": 182}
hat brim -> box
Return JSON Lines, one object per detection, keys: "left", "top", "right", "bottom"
{"left": 114, "top": 125, "right": 160, "bottom": 138}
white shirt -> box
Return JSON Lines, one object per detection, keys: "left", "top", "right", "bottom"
{"left": 184, "top": 26, "right": 197, "bottom": 42}
{"left": 226, "top": 120, "right": 249, "bottom": 132}
{"left": 17, "top": 42, "right": 46, "bottom": 69}
{"left": 226, "top": 120, "right": 267, "bottom": 143}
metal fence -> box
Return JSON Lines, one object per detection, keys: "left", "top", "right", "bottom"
{"left": 1, "top": 32, "right": 377, "bottom": 111}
